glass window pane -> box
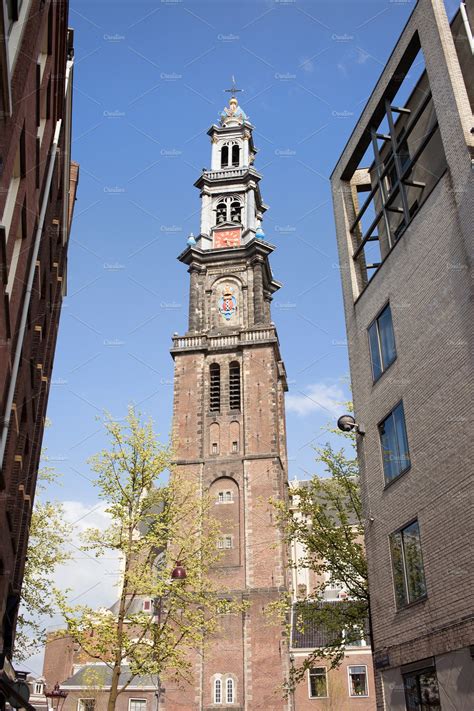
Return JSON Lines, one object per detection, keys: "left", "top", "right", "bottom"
{"left": 393, "top": 403, "right": 410, "bottom": 472}
{"left": 378, "top": 305, "right": 396, "bottom": 369}
{"left": 349, "top": 666, "right": 367, "bottom": 696}
{"left": 403, "top": 522, "right": 426, "bottom": 602}
{"left": 380, "top": 413, "right": 398, "bottom": 481}
{"left": 390, "top": 532, "right": 407, "bottom": 607}
{"left": 368, "top": 321, "right": 382, "bottom": 380}
{"left": 309, "top": 668, "right": 327, "bottom": 697}
{"left": 403, "top": 668, "right": 441, "bottom": 711}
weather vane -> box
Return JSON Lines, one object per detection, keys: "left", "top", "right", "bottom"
{"left": 224, "top": 75, "right": 243, "bottom": 96}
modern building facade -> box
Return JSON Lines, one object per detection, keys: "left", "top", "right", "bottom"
{"left": 165, "top": 95, "right": 291, "bottom": 710}
{"left": 0, "top": 0, "right": 78, "bottom": 705}
{"left": 331, "top": 1, "right": 473, "bottom": 709}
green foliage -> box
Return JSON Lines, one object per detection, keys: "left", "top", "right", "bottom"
{"left": 58, "top": 407, "right": 241, "bottom": 710}
{"left": 273, "top": 428, "right": 369, "bottom": 689}
{"left": 15, "top": 462, "right": 72, "bottom": 661}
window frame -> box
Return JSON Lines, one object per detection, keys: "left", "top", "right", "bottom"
{"left": 226, "top": 677, "right": 235, "bottom": 703}
{"left": 402, "top": 664, "right": 440, "bottom": 711}
{"left": 209, "top": 363, "right": 221, "bottom": 413}
{"left": 229, "top": 361, "right": 241, "bottom": 412}
{"left": 347, "top": 664, "right": 369, "bottom": 698}
{"left": 214, "top": 678, "right": 222, "bottom": 704}
{"left": 378, "top": 400, "right": 411, "bottom": 485}
{"left": 307, "top": 666, "right": 328, "bottom": 699}
{"left": 77, "top": 700, "right": 96, "bottom": 711}
{"left": 128, "top": 700, "right": 147, "bottom": 711}
{"left": 390, "top": 518, "right": 427, "bottom": 609}
{"left": 367, "top": 302, "right": 397, "bottom": 382}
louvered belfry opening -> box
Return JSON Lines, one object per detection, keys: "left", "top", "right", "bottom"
{"left": 209, "top": 363, "right": 221, "bottom": 412}
{"left": 229, "top": 361, "right": 241, "bottom": 411}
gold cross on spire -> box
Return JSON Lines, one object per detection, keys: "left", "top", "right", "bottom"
{"left": 224, "top": 75, "right": 243, "bottom": 96}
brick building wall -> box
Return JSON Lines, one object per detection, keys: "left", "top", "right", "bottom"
{"left": 165, "top": 238, "right": 291, "bottom": 710}
{"left": 331, "top": 1, "right": 473, "bottom": 709}
{"left": 0, "top": 0, "right": 78, "bottom": 700}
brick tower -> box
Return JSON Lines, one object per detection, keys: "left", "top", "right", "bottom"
{"left": 167, "top": 92, "right": 291, "bottom": 710}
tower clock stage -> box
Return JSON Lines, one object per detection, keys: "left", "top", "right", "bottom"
{"left": 167, "top": 91, "right": 291, "bottom": 711}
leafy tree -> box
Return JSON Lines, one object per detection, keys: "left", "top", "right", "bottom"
{"left": 14, "top": 462, "right": 72, "bottom": 661}
{"left": 58, "top": 408, "right": 237, "bottom": 711}
{"left": 274, "top": 421, "right": 370, "bottom": 688}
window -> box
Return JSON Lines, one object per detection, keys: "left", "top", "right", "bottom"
{"left": 230, "top": 201, "right": 242, "bottom": 223}
{"left": 379, "top": 401, "right": 410, "bottom": 483}
{"left": 218, "top": 535, "right": 233, "bottom": 549}
{"left": 229, "top": 362, "right": 241, "bottom": 411}
{"left": 308, "top": 667, "right": 327, "bottom": 698}
{"left": 214, "top": 678, "right": 222, "bottom": 704}
{"left": 231, "top": 144, "right": 240, "bottom": 167}
{"left": 217, "top": 491, "right": 233, "bottom": 504}
{"left": 348, "top": 666, "right": 368, "bottom": 697}
{"left": 221, "top": 145, "right": 229, "bottom": 168}
{"left": 78, "top": 700, "right": 95, "bottom": 711}
{"left": 6, "top": 0, "right": 23, "bottom": 33}
{"left": 34, "top": 683, "right": 44, "bottom": 694}
{"left": 403, "top": 666, "right": 441, "bottom": 711}
{"left": 216, "top": 202, "right": 226, "bottom": 225}
{"left": 232, "top": 440, "right": 238, "bottom": 453}
{"left": 129, "top": 701, "right": 146, "bottom": 711}
{"left": 209, "top": 363, "right": 220, "bottom": 412}
{"left": 212, "top": 442, "right": 218, "bottom": 455}
{"left": 226, "top": 678, "right": 234, "bottom": 703}
{"left": 142, "top": 599, "right": 151, "bottom": 612}
{"left": 390, "top": 520, "right": 427, "bottom": 608}
{"left": 368, "top": 303, "right": 396, "bottom": 380}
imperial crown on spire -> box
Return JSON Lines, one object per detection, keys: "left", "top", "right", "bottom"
{"left": 184, "top": 85, "right": 268, "bottom": 253}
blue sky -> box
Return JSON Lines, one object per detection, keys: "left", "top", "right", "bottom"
{"left": 27, "top": 0, "right": 457, "bottom": 671}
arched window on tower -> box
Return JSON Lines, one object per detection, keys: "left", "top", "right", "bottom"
{"left": 216, "top": 202, "right": 227, "bottom": 225}
{"left": 231, "top": 144, "right": 240, "bottom": 167}
{"left": 221, "top": 145, "right": 229, "bottom": 168}
{"left": 230, "top": 201, "right": 241, "bottom": 224}
{"left": 229, "top": 362, "right": 241, "bottom": 411}
{"left": 210, "top": 363, "right": 221, "bottom": 412}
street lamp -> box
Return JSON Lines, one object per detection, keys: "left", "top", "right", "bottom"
{"left": 170, "top": 561, "right": 186, "bottom": 580}
{"left": 45, "top": 683, "right": 68, "bottom": 711}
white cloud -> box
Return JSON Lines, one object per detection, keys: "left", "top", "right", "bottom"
{"left": 55, "top": 500, "right": 122, "bottom": 606}
{"left": 19, "top": 500, "right": 121, "bottom": 674}
{"left": 286, "top": 382, "right": 345, "bottom": 417}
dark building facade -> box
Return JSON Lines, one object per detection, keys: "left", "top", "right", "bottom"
{"left": 331, "top": 1, "right": 473, "bottom": 709}
{"left": 0, "top": 0, "right": 77, "bottom": 705}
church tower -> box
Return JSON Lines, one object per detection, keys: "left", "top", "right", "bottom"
{"left": 168, "top": 91, "right": 290, "bottom": 710}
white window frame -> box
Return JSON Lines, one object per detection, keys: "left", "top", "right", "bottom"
{"left": 214, "top": 677, "right": 222, "bottom": 704}
{"left": 347, "top": 664, "right": 369, "bottom": 698}
{"left": 77, "top": 699, "right": 96, "bottom": 711}
{"left": 226, "top": 677, "right": 234, "bottom": 703}
{"left": 307, "top": 666, "right": 328, "bottom": 699}
{"left": 34, "top": 682, "right": 43, "bottom": 694}
{"left": 128, "top": 699, "right": 147, "bottom": 711}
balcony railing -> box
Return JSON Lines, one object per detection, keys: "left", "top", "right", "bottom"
{"left": 171, "top": 326, "right": 278, "bottom": 351}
